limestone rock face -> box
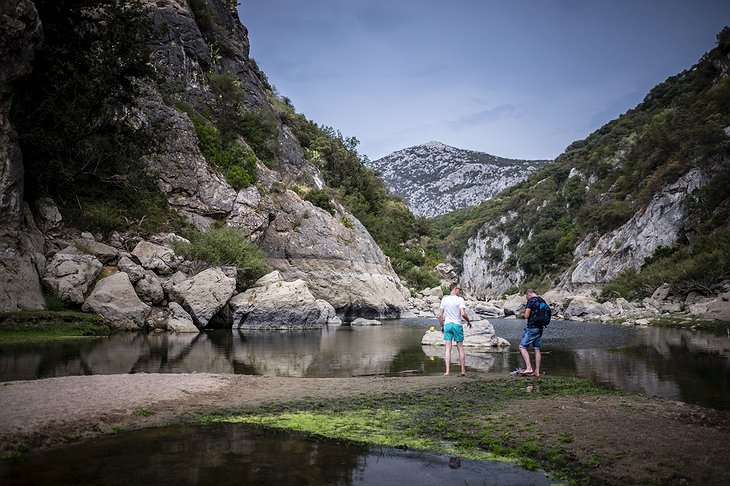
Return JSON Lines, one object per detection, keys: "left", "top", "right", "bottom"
{"left": 0, "top": 245, "right": 45, "bottom": 310}
{"left": 461, "top": 224, "right": 525, "bottom": 300}
{"left": 246, "top": 188, "right": 410, "bottom": 318}
{"left": 82, "top": 271, "right": 151, "bottom": 330}
{"left": 0, "top": 0, "right": 42, "bottom": 231}
{"left": 170, "top": 267, "right": 236, "bottom": 329}
{"left": 570, "top": 169, "right": 705, "bottom": 285}
{"left": 229, "top": 271, "right": 340, "bottom": 330}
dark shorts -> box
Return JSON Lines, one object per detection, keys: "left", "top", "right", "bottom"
{"left": 519, "top": 326, "right": 543, "bottom": 349}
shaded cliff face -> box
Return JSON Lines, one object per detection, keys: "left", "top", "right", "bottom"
{"left": 0, "top": 0, "right": 409, "bottom": 316}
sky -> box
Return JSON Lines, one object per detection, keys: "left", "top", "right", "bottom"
{"left": 237, "top": 1, "right": 730, "bottom": 162}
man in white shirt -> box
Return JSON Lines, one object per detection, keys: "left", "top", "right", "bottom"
{"left": 437, "top": 282, "right": 472, "bottom": 376}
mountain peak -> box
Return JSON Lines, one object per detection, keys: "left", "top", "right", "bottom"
{"left": 368, "top": 144, "right": 550, "bottom": 217}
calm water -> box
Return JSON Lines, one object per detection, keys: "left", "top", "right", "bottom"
{"left": 0, "top": 423, "right": 551, "bottom": 486}
{"left": 2, "top": 318, "right": 729, "bottom": 409}
{"left": 2, "top": 318, "right": 728, "bottom": 485}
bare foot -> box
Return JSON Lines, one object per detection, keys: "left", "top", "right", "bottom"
{"left": 444, "top": 372, "right": 450, "bottom": 376}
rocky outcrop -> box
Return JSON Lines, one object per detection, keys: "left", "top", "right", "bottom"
{"left": 0, "top": 0, "right": 44, "bottom": 310}
{"left": 461, "top": 225, "right": 524, "bottom": 300}
{"left": 0, "top": 0, "right": 41, "bottom": 232}
{"left": 570, "top": 169, "right": 706, "bottom": 285}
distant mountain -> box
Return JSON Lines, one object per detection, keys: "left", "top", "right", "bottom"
{"left": 368, "top": 142, "right": 550, "bottom": 217}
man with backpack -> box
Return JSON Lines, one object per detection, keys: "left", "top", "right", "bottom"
{"left": 518, "top": 289, "right": 551, "bottom": 377}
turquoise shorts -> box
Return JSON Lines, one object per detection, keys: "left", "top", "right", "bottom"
{"left": 443, "top": 322, "right": 464, "bottom": 342}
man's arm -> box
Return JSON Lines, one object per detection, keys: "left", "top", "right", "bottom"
{"left": 523, "top": 308, "right": 531, "bottom": 320}
{"left": 438, "top": 308, "right": 445, "bottom": 332}
{"left": 460, "top": 308, "right": 472, "bottom": 328}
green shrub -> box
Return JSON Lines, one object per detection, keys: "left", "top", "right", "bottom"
{"left": 174, "top": 227, "right": 269, "bottom": 288}
{"left": 304, "top": 189, "right": 335, "bottom": 214}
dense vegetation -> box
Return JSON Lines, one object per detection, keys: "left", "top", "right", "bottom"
{"left": 431, "top": 27, "right": 730, "bottom": 299}
{"left": 10, "top": 0, "right": 187, "bottom": 235}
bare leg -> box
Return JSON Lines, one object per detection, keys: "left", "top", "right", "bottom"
{"left": 444, "top": 341, "right": 452, "bottom": 375}
{"left": 534, "top": 348, "right": 541, "bottom": 377}
{"left": 519, "top": 346, "right": 533, "bottom": 373}
{"left": 457, "top": 342, "right": 466, "bottom": 375}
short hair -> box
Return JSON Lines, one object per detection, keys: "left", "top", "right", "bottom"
{"left": 450, "top": 282, "right": 460, "bottom": 291}
{"left": 525, "top": 288, "right": 536, "bottom": 295}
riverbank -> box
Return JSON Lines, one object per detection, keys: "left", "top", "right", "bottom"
{"left": 1, "top": 372, "right": 728, "bottom": 484}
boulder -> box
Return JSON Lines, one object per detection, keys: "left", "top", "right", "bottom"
{"left": 705, "top": 292, "right": 730, "bottom": 321}
{"left": 73, "top": 237, "right": 119, "bottom": 265}
{"left": 82, "top": 271, "right": 151, "bottom": 330}
{"left": 117, "top": 255, "right": 146, "bottom": 283}
{"left": 229, "top": 270, "right": 338, "bottom": 330}
{"left": 170, "top": 267, "right": 236, "bottom": 329}
{"left": 134, "top": 269, "right": 164, "bottom": 305}
{"left": 43, "top": 249, "right": 103, "bottom": 304}
{"left": 146, "top": 302, "right": 198, "bottom": 333}
{"left": 0, "top": 247, "right": 45, "bottom": 310}
{"left": 420, "top": 320, "right": 509, "bottom": 348}
{"left": 131, "top": 240, "right": 177, "bottom": 275}
{"left": 351, "top": 317, "right": 382, "bottom": 326}
{"left": 563, "top": 296, "right": 606, "bottom": 321}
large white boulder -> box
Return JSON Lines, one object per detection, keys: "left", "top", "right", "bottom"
{"left": 169, "top": 267, "right": 236, "bottom": 329}
{"left": 43, "top": 249, "right": 103, "bottom": 304}
{"left": 421, "top": 319, "right": 510, "bottom": 348}
{"left": 82, "top": 271, "right": 151, "bottom": 330}
{"left": 229, "top": 271, "right": 340, "bottom": 330}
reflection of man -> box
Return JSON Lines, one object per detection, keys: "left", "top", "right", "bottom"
{"left": 437, "top": 282, "right": 472, "bottom": 376}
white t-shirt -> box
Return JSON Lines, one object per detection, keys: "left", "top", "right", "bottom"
{"left": 439, "top": 295, "right": 466, "bottom": 325}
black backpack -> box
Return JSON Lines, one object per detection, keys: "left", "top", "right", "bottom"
{"left": 532, "top": 297, "right": 551, "bottom": 327}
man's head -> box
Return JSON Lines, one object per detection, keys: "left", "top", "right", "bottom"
{"left": 450, "top": 282, "right": 462, "bottom": 295}
{"left": 525, "top": 288, "right": 537, "bottom": 298}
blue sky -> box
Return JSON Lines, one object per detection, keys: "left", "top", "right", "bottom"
{"left": 238, "top": 1, "right": 730, "bottom": 162}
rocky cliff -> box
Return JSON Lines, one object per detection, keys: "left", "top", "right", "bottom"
{"left": 0, "top": 0, "right": 410, "bottom": 321}
{"left": 455, "top": 28, "right": 730, "bottom": 306}
{"left": 368, "top": 141, "right": 548, "bottom": 217}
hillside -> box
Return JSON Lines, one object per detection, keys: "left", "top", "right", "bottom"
{"left": 0, "top": 0, "right": 440, "bottom": 318}
{"left": 368, "top": 141, "right": 549, "bottom": 217}
{"left": 433, "top": 27, "right": 730, "bottom": 302}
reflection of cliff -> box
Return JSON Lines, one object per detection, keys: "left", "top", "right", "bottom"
{"left": 572, "top": 348, "right": 681, "bottom": 400}
{"left": 233, "top": 325, "right": 423, "bottom": 377}
{"left": 572, "top": 327, "right": 730, "bottom": 409}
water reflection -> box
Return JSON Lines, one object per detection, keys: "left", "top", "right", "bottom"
{"left": 0, "top": 423, "right": 550, "bottom": 486}
{"left": 1, "top": 318, "right": 728, "bottom": 409}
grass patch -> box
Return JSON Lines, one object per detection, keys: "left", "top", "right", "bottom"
{"left": 0, "top": 311, "right": 111, "bottom": 344}
{"left": 203, "top": 377, "right": 615, "bottom": 478}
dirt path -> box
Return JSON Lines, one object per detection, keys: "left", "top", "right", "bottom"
{"left": 1, "top": 372, "right": 729, "bottom": 484}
